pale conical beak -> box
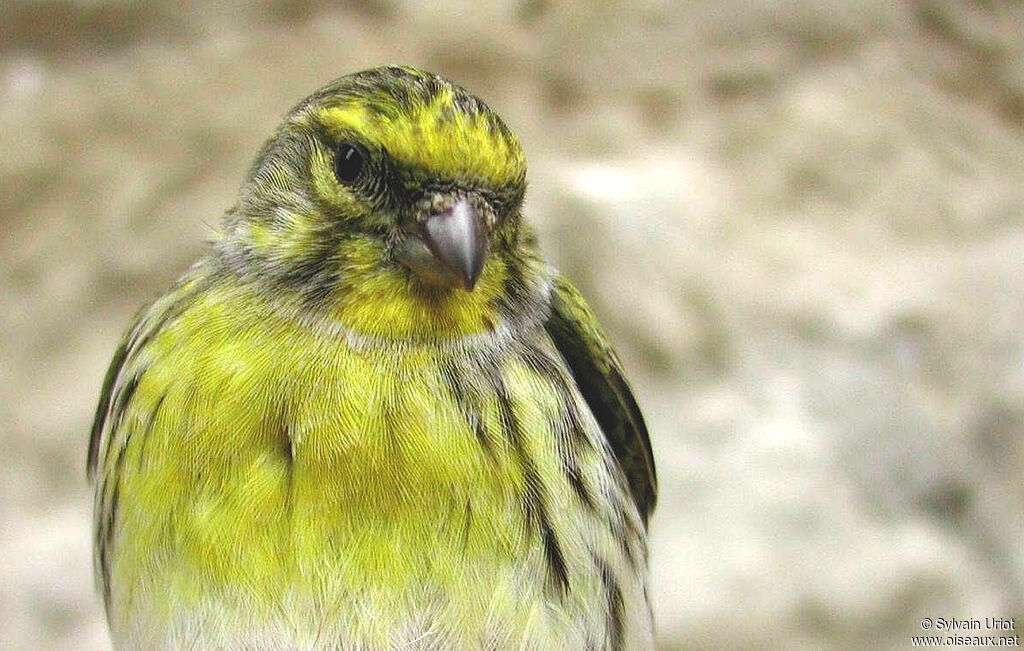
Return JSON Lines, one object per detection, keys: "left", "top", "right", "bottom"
{"left": 422, "top": 198, "right": 487, "bottom": 290}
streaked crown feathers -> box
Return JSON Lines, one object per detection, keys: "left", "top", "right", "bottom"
{"left": 303, "top": 66, "right": 525, "bottom": 189}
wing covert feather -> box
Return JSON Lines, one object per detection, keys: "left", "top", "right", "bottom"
{"left": 543, "top": 275, "right": 657, "bottom": 524}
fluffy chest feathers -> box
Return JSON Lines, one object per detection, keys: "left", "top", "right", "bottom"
{"left": 100, "top": 278, "right": 649, "bottom": 649}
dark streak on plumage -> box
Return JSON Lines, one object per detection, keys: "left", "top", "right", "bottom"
{"left": 462, "top": 498, "right": 473, "bottom": 552}
{"left": 281, "top": 422, "right": 294, "bottom": 464}
{"left": 595, "top": 555, "right": 625, "bottom": 651}
{"left": 94, "top": 365, "right": 144, "bottom": 613}
{"left": 497, "top": 249, "right": 526, "bottom": 315}
{"left": 441, "top": 363, "right": 494, "bottom": 460}
{"left": 87, "top": 338, "right": 128, "bottom": 478}
{"left": 280, "top": 420, "right": 296, "bottom": 535}
{"left": 561, "top": 452, "right": 597, "bottom": 514}
{"left": 521, "top": 346, "right": 593, "bottom": 451}
{"left": 98, "top": 478, "right": 118, "bottom": 615}
{"left": 111, "top": 371, "right": 142, "bottom": 433}
{"left": 538, "top": 517, "right": 569, "bottom": 598}
{"left": 520, "top": 345, "right": 599, "bottom": 514}
{"left": 610, "top": 507, "right": 639, "bottom": 571}
{"left": 493, "top": 373, "right": 569, "bottom": 597}
{"left": 134, "top": 390, "right": 167, "bottom": 473}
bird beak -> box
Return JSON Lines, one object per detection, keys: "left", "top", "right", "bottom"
{"left": 421, "top": 197, "right": 487, "bottom": 291}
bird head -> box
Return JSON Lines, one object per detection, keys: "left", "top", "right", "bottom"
{"left": 219, "top": 66, "right": 544, "bottom": 341}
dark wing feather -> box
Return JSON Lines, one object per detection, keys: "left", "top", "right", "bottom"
{"left": 543, "top": 274, "right": 657, "bottom": 524}
{"left": 87, "top": 337, "right": 129, "bottom": 481}
{"left": 86, "top": 267, "right": 212, "bottom": 616}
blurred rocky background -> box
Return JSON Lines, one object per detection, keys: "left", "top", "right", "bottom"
{"left": 3, "top": 1, "right": 1024, "bottom": 649}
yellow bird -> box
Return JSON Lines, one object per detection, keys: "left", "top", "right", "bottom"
{"left": 88, "top": 65, "right": 656, "bottom": 650}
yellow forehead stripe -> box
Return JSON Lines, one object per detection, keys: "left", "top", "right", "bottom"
{"left": 317, "top": 95, "right": 525, "bottom": 187}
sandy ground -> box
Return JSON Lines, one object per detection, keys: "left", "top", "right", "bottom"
{"left": 2, "top": 1, "right": 1024, "bottom": 649}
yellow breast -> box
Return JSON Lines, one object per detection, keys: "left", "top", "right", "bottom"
{"left": 104, "top": 280, "right": 633, "bottom": 648}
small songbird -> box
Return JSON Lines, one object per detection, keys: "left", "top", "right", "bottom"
{"left": 88, "top": 65, "right": 656, "bottom": 650}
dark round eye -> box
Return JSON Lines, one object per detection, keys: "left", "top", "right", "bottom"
{"left": 334, "top": 143, "right": 365, "bottom": 185}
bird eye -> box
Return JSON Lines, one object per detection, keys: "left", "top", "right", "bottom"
{"left": 334, "top": 143, "right": 365, "bottom": 185}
